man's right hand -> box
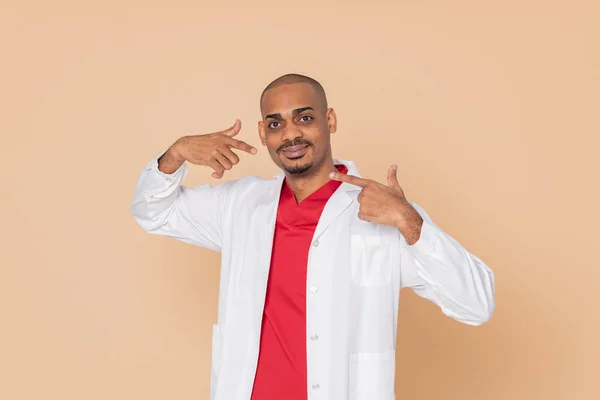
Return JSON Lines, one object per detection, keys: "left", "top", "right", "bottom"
{"left": 158, "top": 119, "right": 257, "bottom": 178}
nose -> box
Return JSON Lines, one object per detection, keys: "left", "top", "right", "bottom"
{"left": 280, "top": 124, "right": 304, "bottom": 143}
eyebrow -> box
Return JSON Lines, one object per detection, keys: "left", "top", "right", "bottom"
{"left": 265, "top": 106, "right": 314, "bottom": 120}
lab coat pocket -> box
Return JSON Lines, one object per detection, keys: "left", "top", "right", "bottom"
{"left": 350, "top": 234, "right": 393, "bottom": 287}
{"left": 349, "top": 350, "right": 396, "bottom": 400}
{"left": 210, "top": 324, "right": 222, "bottom": 396}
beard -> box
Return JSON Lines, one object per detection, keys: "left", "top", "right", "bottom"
{"left": 283, "top": 160, "right": 314, "bottom": 175}
{"left": 276, "top": 138, "right": 315, "bottom": 175}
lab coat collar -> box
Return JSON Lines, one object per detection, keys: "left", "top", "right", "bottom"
{"left": 271, "top": 158, "right": 361, "bottom": 240}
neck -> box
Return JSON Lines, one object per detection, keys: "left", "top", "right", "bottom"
{"left": 285, "top": 158, "right": 338, "bottom": 203}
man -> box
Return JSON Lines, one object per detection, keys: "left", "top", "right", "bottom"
{"left": 130, "top": 73, "right": 495, "bottom": 400}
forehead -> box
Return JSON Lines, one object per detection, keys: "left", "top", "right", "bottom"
{"left": 260, "top": 82, "right": 324, "bottom": 118}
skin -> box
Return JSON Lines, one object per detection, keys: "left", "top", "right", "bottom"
{"left": 330, "top": 166, "right": 424, "bottom": 245}
{"left": 158, "top": 81, "right": 424, "bottom": 244}
{"left": 258, "top": 82, "right": 338, "bottom": 203}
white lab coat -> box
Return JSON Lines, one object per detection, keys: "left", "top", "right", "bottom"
{"left": 130, "top": 153, "right": 495, "bottom": 400}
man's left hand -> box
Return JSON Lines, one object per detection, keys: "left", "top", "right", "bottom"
{"left": 329, "top": 165, "right": 424, "bottom": 245}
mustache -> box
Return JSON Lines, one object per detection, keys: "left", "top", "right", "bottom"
{"left": 276, "top": 139, "right": 313, "bottom": 153}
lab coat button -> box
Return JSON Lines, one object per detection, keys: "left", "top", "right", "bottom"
{"left": 312, "top": 239, "right": 319, "bottom": 247}
{"left": 310, "top": 286, "right": 318, "bottom": 294}
{"left": 312, "top": 383, "right": 320, "bottom": 390}
{"left": 310, "top": 334, "right": 319, "bottom": 341}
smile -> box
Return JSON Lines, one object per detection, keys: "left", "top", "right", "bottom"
{"left": 280, "top": 144, "right": 310, "bottom": 159}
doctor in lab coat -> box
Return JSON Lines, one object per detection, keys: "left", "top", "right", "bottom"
{"left": 130, "top": 73, "right": 495, "bottom": 400}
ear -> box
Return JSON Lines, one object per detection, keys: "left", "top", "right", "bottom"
{"left": 326, "top": 108, "right": 337, "bottom": 134}
{"left": 257, "top": 120, "right": 266, "bottom": 146}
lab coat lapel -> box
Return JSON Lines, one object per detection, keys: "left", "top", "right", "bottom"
{"left": 313, "top": 186, "right": 353, "bottom": 240}
{"left": 255, "top": 174, "right": 285, "bottom": 279}
{"left": 269, "top": 159, "right": 362, "bottom": 241}
{"left": 314, "top": 159, "right": 363, "bottom": 240}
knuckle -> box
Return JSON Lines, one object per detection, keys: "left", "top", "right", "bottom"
{"left": 219, "top": 145, "right": 228, "bottom": 153}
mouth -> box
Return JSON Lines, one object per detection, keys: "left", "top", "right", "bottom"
{"left": 280, "top": 144, "right": 310, "bottom": 159}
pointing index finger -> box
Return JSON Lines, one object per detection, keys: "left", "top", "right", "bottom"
{"left": 329, "top": 172, "right": 369, "bottom": 187}
{"left": 226, "top": 136, "right": 257, "bottom": 155}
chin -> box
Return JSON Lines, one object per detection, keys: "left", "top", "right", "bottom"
{"left": 283, "top": 160, "right": 314, "bottom": 175}
{"left": 284, "top": 162, "right": 313, "bottom": 175}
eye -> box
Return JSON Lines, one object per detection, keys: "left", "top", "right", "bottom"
{"left": 268, "top": 121, "right": 281, "bottom": 129}
{"left": 299, "top": 115, "right": 313, "bottom": 123}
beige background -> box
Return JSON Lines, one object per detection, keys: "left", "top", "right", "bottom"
{"left": 1, "top": 1, "right": 599, "bottom": 399}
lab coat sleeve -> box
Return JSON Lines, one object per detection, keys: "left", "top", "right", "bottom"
{"left": 129, "top": 151, "right": 227, "bottom": 252}
{"left": 399, "top": 202, "right": 496, "bottom": 326}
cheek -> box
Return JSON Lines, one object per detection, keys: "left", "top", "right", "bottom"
{"left": 265, "top": 137, "right": 280, "bottom": 154}
{"left": 309, "top": 126, "right": 329, "bottom": 144}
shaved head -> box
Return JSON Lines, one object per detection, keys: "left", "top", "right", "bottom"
{"left": 258, "top": 73, "right": 337, "bottom": 178}
{"left": 260, "top": 73, "right": 328, "bottom": 112}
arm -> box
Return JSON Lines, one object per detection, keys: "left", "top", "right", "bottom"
{"left": 130, "top": 119, "right": 256, "bottom": 252}
{"left": 329, "top": 164, "right": 495, "bottom": 326}
{"left": 399, "top": 202, "right": 496, "bottom": 326}
{"left": 130, "top": 149, "right": 226, "bottom": 252}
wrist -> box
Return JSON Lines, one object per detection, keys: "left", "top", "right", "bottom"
{"left": 158, "top": 140, "right": 186, "bottom": 174}
{"left": 394, "top": 205, "right": 423, "bottom": 245}
{"left": 169, "top": 138, "right": 187, "bottom": 162}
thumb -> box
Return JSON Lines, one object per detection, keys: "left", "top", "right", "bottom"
{"left": 387, "top": 164, "right": 400, "bottom": 188}
{"left": 222, "top": 119, "right": 242, "bottom": 137}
